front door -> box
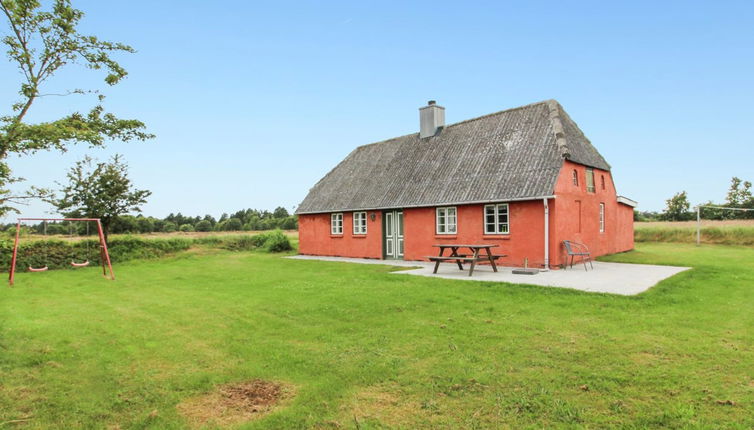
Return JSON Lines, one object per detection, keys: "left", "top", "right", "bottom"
{"left": 383, "top": 210, "right": 404, "bottom": 259}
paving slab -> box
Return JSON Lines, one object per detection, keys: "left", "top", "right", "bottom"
{"left": 287, "top": 255, "right": 690, "bottom": 295}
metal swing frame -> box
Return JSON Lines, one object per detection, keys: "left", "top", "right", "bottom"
{"left": 8, "top": 218, "right": 115, "bottom": 286}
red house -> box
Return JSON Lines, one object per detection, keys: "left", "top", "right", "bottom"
{"left": 296, "top": 100, "right": 635, "bottom": 269}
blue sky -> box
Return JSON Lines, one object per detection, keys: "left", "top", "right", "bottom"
{"left": 2, "top": 0, "right": 753, "bottom": 220}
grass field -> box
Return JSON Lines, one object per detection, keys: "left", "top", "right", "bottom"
{"left": 1, "top": 243, "right": 752, "bottom": 429}
{"left": 635, "top": 220, "right": 754, "bottom": 246}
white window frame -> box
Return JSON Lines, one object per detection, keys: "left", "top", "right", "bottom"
{"left": 435, "top": 207, "right": 457, "bottom": 235}
{"left": 599, "top": 203, "right": 605, "bottom": 233}
{"left": 484, "top": 203, "right": 510, "bottom": 234}
{"left": 586, "top": 168, "right": 595, "bottom": 193}
{"left": 353, "top": 211, "right": 367, "bottom": 235}
{"left": 331, "top": 213, "right": 343, "bottom": 235}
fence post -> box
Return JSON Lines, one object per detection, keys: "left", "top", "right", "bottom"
{"left": 696, "top": 206, "right": 701, "bottom": 246}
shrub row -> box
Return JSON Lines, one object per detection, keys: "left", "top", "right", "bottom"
{"left": 0, "top": 230, "right": 292, "bottom": 272}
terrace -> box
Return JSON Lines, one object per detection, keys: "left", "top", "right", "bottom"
{"left": 289, "top": 255, "right": 689, "bottom": 295}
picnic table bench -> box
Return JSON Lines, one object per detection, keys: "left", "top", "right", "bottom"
{"left": 427, "top": 244, "right": 506, "bottom": 277}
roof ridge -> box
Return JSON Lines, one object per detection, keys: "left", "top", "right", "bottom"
{"left": 355, "top": 99, "right": 556, "bottom": 150}
{"left": 443, "top": 99, "right": 553, "bottom": 128}
{"left": 545, "top": 100, "right": 571, "bottom": 160}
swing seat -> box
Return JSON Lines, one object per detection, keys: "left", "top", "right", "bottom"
{"left": 28, "top": 266, "right": 49, "bottom": 272}
{"left": 71, "top": 260, "right": 90, "bottom": 268}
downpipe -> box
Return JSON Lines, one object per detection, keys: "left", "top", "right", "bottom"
{"left": 542, "top": 198, "right": 550, "bottom": 272}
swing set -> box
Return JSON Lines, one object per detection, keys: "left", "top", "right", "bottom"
{"left": 8, "top": 218, "right": 115, "bottom": 286}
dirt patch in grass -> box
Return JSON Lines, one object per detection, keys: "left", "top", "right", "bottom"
{"left": 177, "top": 379, "right": 293, "bottom": 428}
{"left": 345, "top": 384, "right": 426, "bottom": 428}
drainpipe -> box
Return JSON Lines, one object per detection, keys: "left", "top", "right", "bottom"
{"left": 543, "top": 198, "right": 550, "bottom": 271}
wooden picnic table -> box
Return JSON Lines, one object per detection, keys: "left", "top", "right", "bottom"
{"left": 427, "top": 244, "right": 505, "bottom": 277}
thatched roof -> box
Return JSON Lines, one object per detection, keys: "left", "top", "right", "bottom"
{"left": 296, "top": 100, "right": 610, "bottom": 214}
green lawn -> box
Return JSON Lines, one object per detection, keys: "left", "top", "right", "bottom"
{"left": 1, "top": 243, "right": 752, "bottom": 429}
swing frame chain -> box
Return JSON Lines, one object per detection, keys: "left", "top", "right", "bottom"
{"left": 69, "top": 221, "right": 90, "bottom": 267}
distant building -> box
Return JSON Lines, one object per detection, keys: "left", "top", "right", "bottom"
{"left": 296, "top": 100, "right": 635, "bottom": 268}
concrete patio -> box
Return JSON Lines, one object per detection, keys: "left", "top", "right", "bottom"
{"left": 288, "top": 255, "right": 690, "bottom": 295}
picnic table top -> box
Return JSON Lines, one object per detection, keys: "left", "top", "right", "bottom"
{"left": 432, "top": 244, "right": 499, "bottom": 249}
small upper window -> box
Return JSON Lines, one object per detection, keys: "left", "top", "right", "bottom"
{"left": 331, "top": 213, "right": 343, "bottom": 235}
{"left": 484, "top": 204, "right": 510, "bottom": 234}
{"left": 599, "top": 203, "right": 605, "bottom": 233}
{"left": 600, "top": 175, "right": 606, "bottom": 190}
{"left": 586, "top": 168, "right": 595, "bottom": 193}
{"left": 572, "top": 169, "right": 579, "bottom": 186}
{"left": 353, "top": 211, "right": 367, "bottom": 235}
{"left": 436, "top": 207, "right": 457, "bottom": 234}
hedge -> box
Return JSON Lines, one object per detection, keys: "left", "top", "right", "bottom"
{"left": 0, "top": 230, "right": 292, "bottom": 272}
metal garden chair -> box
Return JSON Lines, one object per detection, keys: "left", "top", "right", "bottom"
{"left": 563, "top": 240, "right": 593, "bottom": 271}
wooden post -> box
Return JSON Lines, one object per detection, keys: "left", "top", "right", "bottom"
{"left": 8, "top": 221, "right": 21, "bottom": 286}
{"left": 696, "top": 206, "right": 701, "bottom": 246}
{"left": 96, "top": 220, "right": 115, "bottom": 280}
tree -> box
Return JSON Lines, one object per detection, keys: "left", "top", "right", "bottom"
{"left": 634, "top": 210, "right": 660, "bottom": 222}
{"left": 50, "top": 155, "right": 151, "bottom": 241}
{"left": 661, "top": 191, "right": 693, "bottom": 221}
{"left": 224, "top": 217, "right": 242, "bottom": 231}
{"left": 137, "top": 216, "right": 155, "bottom": 233}
{"left": 202, "top": 214, "right": 216, "bottom": 227}
{"left": 273, "top": 206, "right": 289, "bottom": 219}
{"left": 0, "top": 0, "right": 152, "bottom": 215}
{"left": 281, "top": 216, "right": 297, "bottom": 230}
{"left": 725, "top": 177, "right": 754, "bottom": 219}
{"left": 195, "top": 219, "right": 212, "bottom": 232}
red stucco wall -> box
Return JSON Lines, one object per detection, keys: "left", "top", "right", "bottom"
{"left": 299, "top": 201, "right": 547, "bottom": 267}
{"left": 298, "top": 211, "right": 383, "bottom": 259}
{"left": 402, "top": 202, "right": 546, "bottom": 266}
{"left": 549, "top": 160, "right": 634, "bottom": 267}
{"left": 298, "top": 161, "right": 634, "bottom": 268}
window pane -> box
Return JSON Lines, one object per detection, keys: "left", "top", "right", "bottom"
{"left": 354, "top": 212, "right": 365, "bottom": 234}
{"left": 586, "top": 169, "right": 595, "bottom": 192}
{"left": 438, "top": 207, "right": 456, "bottom": 234}
{"left": 332, "top": 214, "right": 340, "bottom": 234}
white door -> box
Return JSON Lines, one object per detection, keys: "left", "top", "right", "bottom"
{"left": 383, "top": 210, "right": 404, "bottom": 259}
